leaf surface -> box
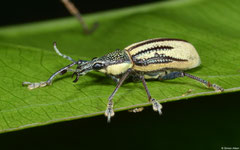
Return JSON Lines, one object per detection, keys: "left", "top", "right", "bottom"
{"left": 0, "top": 0, "right": 240, "bottom": 133}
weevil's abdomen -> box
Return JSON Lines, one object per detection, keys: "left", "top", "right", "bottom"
{"left": 125, "top": 38, "right": 201, "bottom": 72}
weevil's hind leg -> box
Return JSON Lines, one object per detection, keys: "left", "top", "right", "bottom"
{"left": 158, "top": 71, "right": 224, "bottom": 92}
{"left": 22, "top": 62, "right": 77, "bottom": 90}
{"left": 140, "top": 76, "right": 162, "bottom": 115}
{"left": 182, "top": 72, "right": 224, "bottom": 92}
{"left": 105, "top": 69, "right": 132, "bottom": 122}
{"left": 61, "top": 0, "right": 98, "bottom": 34}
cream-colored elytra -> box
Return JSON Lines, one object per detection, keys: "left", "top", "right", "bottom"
{"left": 99, "top": 63, "right": 132, "bottom": 75}
{"left": 125, "top": 38, "right": 201, "bottom": 72}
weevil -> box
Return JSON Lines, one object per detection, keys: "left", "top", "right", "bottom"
{"left": 23, "top": 38, "right": 224, "bottom": 122}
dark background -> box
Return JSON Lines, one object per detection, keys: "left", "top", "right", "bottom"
{"left": 0, "top": 0, "right": 239, "bottom": 149}
{"left": 0, "top": 0, "right": 160, "bottom": 27}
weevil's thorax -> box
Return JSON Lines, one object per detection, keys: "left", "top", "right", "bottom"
{"left": 94, "top": 50, "right": 132, "bottom": 76}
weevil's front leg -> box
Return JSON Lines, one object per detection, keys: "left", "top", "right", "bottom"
{"left": 22, "top": 62, "right": 77, "bottom": 90}
{"left": 105, "top": 69, "right": 132, "bottom": 122}
{"left": 140, "top": 76, "right": 162, "bottom": 115}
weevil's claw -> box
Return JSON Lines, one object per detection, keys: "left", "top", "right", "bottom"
{"left": 212, "top": 84, "right": 224, "bottom": 92}
{"left": 22, "top": 81, "right": 48, "bottom": 90}
{"left": 205, "top": 82, "right": 224, "bottom": 92}
{"left": 72, "top": 72, "right": 76, "bottom": 78}
{"left": 151, "top": 99, "right": 163, "bottom": 115}
{"left": 105, "top": 105, "right": 115, "bottom": 123}
{"left": 72, "top": 72, "right": 79, "bottom": 83}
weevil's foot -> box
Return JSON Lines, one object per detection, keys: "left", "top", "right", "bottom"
{"left": 212, "top": 84, "right": 224, "bottom": 92}
{"left": 104, "top": 105, "right": 115, "bottom": 123}
{"left": 151, "top": 99, "right": 163, "bottom": 115}
{"left": 22, "top": 81, "right": 49, "bottom": 90}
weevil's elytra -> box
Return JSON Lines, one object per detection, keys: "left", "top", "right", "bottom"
{"left": 22, "top": 38, "right": 224, "bottom": 122}
{"left": 125, "top": 38, "right": 201, "bottom": 72}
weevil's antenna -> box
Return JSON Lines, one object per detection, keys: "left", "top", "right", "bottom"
{"left": 53, "top": 42, "right": 76, "bottom": 62}
{"left": 61, "top": 0, "right": 98, "bottom": 34}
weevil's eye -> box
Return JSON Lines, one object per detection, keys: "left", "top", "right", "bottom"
{"left": 92, "top": 63, "right": 104, "bottom": 70}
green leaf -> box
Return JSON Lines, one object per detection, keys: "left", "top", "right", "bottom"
{"left": 0, "top": 0, "right": 240, "bottom": 133}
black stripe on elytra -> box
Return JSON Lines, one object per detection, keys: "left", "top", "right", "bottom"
{"left": 131, "top": 45, "right": 174, "bottom": 59}
{"left": 134, "top": 55, "right": 188, "bottom": 66}
{"left": 127, "top": 38, "right": 188, "bottom": 51}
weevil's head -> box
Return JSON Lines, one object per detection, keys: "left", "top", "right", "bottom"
{"left": 72, "top": 49, "right": 132, "bottom": 82}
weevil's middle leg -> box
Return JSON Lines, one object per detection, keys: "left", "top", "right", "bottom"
{"left": 22, "top": 62, "right": 77, "bottom": 90}
{"left": 105, "top": 69, "right": 132, "bottom": 122}
{"left": 140, "top": 76, "right": 162, "bottom": 115}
